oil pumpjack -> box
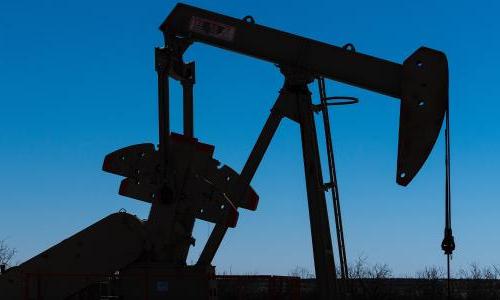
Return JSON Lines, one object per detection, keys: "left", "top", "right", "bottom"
{"left": 0, "top": 3, "right": 449, "bottom": 300}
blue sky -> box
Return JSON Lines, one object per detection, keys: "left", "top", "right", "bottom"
{"left": 0, "top": 0, "right": 498, "bottom": 276}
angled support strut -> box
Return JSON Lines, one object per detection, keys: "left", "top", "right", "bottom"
{"left": 198, "top": 67, "right": 338, "bottom": 300}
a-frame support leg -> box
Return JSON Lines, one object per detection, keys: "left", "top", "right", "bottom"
{"left": 197, "top": 68, "right": 338, "bottom": 300}
{"left": 294, "top": 87, "right": 338, "bottom": 300}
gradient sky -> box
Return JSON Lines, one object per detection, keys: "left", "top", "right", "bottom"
{"left": 1, "top": 0, "right": 498, "bottom": 277}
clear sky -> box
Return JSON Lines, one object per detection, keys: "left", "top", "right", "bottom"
{"left": 0, "top": 0, "right": 498, "bottom": 277}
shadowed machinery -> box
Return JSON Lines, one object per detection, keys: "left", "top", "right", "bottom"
{"left": 0, "top": 3, "right": 452, "bottom": 300}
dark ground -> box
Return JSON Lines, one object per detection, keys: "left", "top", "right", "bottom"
{"left": 217, "top": 277, "right": 500, "bottom": 300}
{"left": 67, "top": 275, "right": 500, "bottom": 299}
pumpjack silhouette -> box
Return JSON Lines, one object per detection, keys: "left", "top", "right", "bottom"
{"left": 0, "top": 3, "right": 450, "bottom": 299}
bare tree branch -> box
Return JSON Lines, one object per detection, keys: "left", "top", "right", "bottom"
{"left": 0, "top": 239, "right": 16, "bottom": 267}
{"left": 288, "top": 266, "right": 314, "bottom": 279}
{"left": 416, "top": 265, "right": 445, "bottom": 280}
